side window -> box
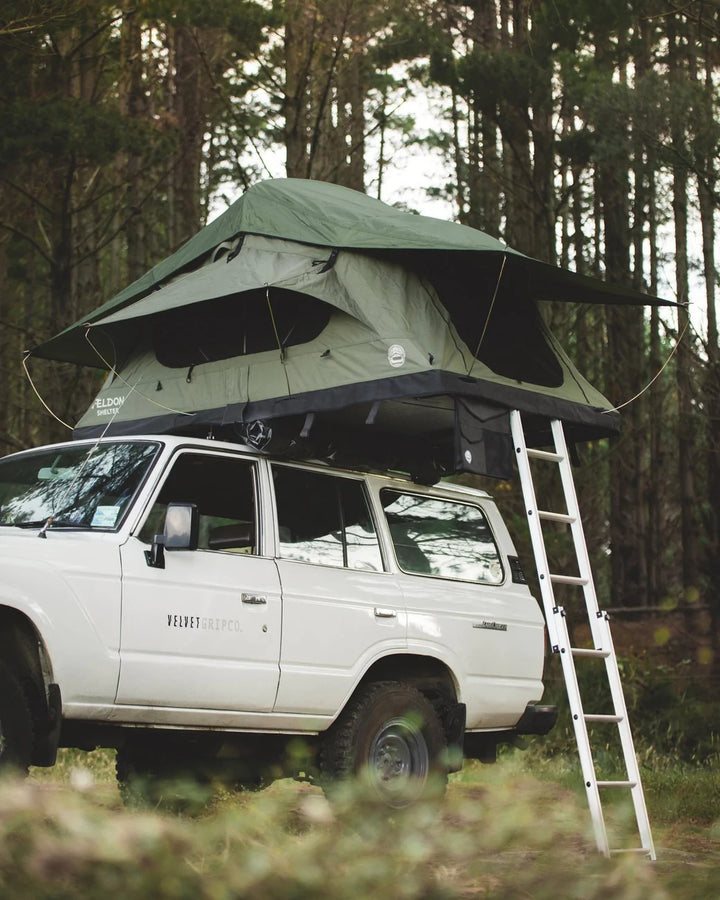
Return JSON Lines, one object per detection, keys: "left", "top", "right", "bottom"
{"left": 272, "top": 466, "right": 383, "bottom": 572}
{"left": 381, "top": 490, "right": 504, "bottom": 585}
{"left": 138, "top": 453, "right": 258, "bottom": 554}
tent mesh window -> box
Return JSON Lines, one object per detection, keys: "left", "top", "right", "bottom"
{"left": 152, "top": 288, "right": 332, "bottom": 368}
{"left": 420, "top": 255, "right": 564, "bottom": 388}
{"left": 473, "top": 301, "right": 563, "bottom": 387}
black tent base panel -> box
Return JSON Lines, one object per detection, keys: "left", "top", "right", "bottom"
{"left": 77, "top": 410, "right": 460, "bottom": 484}
{"left": 73, "top": 391, "right": 618, "bottom": 483}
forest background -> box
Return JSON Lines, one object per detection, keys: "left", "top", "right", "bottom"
{"left": 0, "top": 1, "right": 719, "bottom": 695}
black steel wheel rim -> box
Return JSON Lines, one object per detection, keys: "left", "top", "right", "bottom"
{"left": 367, "top": 716, "right": 429, "bottom": 807}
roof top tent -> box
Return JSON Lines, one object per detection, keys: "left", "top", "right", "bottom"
{"left": 28, "top": 178, "right": 671, "bottom": 481}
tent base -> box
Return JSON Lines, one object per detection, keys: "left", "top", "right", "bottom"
{"left": 73, "top": 390, "right": 617, "bottom": 482}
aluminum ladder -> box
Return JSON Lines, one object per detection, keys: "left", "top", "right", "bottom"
{"left": 510, "top": 410, "right": 655, "bottom": 860}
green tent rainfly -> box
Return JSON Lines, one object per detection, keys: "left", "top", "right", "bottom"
{"left": 29, "top": 178, "right": 671, "bottom": 479}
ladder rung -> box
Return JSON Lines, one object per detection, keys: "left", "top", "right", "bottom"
{"left": 596, "top": 780, "right": 637, "bottom": 789}
{"left": 609, "top": 848, "right": 653, "bottom": 856}
{"left": 571, "top": 647, "right": 611, "bottom": 659}
{"left": 538, "top": 510, "right": 575, "bottom": 524}
{"left": 550, "top": 573, "right": 588, "bottom": 586}
{"left": 526, "top": 447, "right": 563, "bottom": 462}
{"left": 584, "top": 714, "right": 623, "bottom": 723}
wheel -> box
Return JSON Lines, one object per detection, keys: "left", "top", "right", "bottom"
{"left": 320, "top": 681, "right": 448, "bottom": 808}
{"left": 0, "top": 661, "right": 34, "bottom": 775}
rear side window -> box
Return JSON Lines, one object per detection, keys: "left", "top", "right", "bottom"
{"left": 381, "top": 490, "right": 504, "bottom": 585}
{"left": 272, "top": 466, "right": 383, "bottom": 572}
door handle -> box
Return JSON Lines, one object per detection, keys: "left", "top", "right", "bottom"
{"left": 374, "top": 607, "right": 397, "bottom": 619}
{"left": 242, "top": 593, "right": 267, "bottom": 605}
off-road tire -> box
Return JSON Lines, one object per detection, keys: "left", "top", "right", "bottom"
{"left": 0, "top": 661, "right": 34, "bottom": 775}
{"left": 319, "top": 680, "right": 448, "bottom": 808}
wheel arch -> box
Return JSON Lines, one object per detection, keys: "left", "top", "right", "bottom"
{"left": 0, "top": 605, "right": 52, "bottom": 683}
{"left": 360, "top": 653, "right": 458, "bottom": 698}
{"left": 351, "top": 653, "right": 464, "bottom": 760}
{"left": 0, "top": 605, "right": 59, "bottom": 766}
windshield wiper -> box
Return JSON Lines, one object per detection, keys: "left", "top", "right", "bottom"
{"left": 11, "top": 518, "right": 77, "bottom": 531}
{"left": 13, "top": 519, "right": 54, "bottom": 529}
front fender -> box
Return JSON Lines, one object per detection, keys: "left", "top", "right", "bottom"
{"left": 0, "top": 532, "right": 123, "bottom": 704}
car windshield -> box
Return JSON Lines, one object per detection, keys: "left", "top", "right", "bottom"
{"left": 0, "top": 441, "right": 160, "bottom": 530}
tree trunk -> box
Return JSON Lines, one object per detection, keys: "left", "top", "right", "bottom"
{"left": 594, "top": 33, "right": 647, "bottom": 609}
{"left": 500, "top": 0, "right": 534, "bottom": 256}
{"left": 699, "top": 162, "right": 719, "bottom": 665}
{"left": 667, "top": 19, "right": 701, "bottom": 623}
{"left": 528, "top": 9, "right": 555, "bottom": 264}
{"left": 283, "top": 0, "right": 367, "bottom": 189}
{"left": 467, "top": 0, "right": 500, "bottom": 234}
{"left": 646, "top": 166, "right": 664, "bottom": 610}
{"left": 169, "top": 25, "right": 205, "bottom": 248}
{"left": 119, "top": 3, "right": 148, "bottom": 283}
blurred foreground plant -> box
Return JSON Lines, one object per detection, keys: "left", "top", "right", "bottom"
{"left": 0, "top": 770, "right": 685, "bottom": 900}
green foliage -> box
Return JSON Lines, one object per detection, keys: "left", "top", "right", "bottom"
{"left": 511, "top": 746, "right": 720, "bottom": 832}
{"left": 0, "top": 769, "right": 668, "bottom": 899}
{"left": 0, "top": 98, "right": 142, "bottom": 168}
{"left": 371, "top": 10, "right": 438, "bottom": 70}
{"left": 428, "top": 45, "right": 458, "bottom": 88}
{"left": 6, "top": 750, "right": 720, "bottom": 898}
{"left": 0, "top": 1, "right": 84, "bottom": 41}
{"left": 457, "top": 49, "right": 548, "bottom": 109}
{"left": 139, "top": 0, "right": 276, "bottom": 54}
{"left": 535, "top": 647, "right": 720, "bottom": 769}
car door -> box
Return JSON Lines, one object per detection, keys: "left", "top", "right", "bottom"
{"left": 116, "top": 450, "right": 282, "bottom": 712}
{"left": 270, "top": 464, "right": 406, "bottom": 716}
{"left": 378, "top": 487, "right": 545, "bottom": 727}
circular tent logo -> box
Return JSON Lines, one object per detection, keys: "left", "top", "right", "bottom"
{"left": 387, "top": 344, "right": 406, "bottom": 368}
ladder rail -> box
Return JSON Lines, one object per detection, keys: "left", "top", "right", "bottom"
{"left": 594, "top": 611, "right": 656, "bottom": 855}
{"left": 550, "top": 606, "right": 611, "bottom": 856}
{"left": 510, "top": 414, "right": 563, "bottom": 650}
{"left": 549, "top": 420, "right": 605, "bottom": 649}
{"left": 510, "top": 410, "right": 656, "bottom": 861}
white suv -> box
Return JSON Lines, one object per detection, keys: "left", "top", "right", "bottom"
{"left": 0, "top": 435, "right": 555, "bottom": 805}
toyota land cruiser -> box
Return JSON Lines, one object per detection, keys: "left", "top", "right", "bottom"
{"left": 0, "top": 434, "right": 555, "bottom": 806}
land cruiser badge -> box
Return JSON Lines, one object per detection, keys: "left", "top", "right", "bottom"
{"left": 473, "top": 621, "right": 508, "bottom": 632}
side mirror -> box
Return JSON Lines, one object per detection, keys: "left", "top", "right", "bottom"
{"left": 145, "top": 502, "right": 199, "bottom": 568}
{"left": 164, "top": 502, "right": 199, "bottom": 550}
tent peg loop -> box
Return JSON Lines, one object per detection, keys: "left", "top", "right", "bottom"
{"left": 225, "top": 234, "right": 245, "bottom": 263}
{"left": 317, "top": 248, "right": 339, "bottom": 273}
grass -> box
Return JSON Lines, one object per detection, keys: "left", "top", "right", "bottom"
{"left": 512, "top": 743, "right": 720, "bottom": 826}
{"left": 0, "top": 746, "right": 715, "bottom": 898}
